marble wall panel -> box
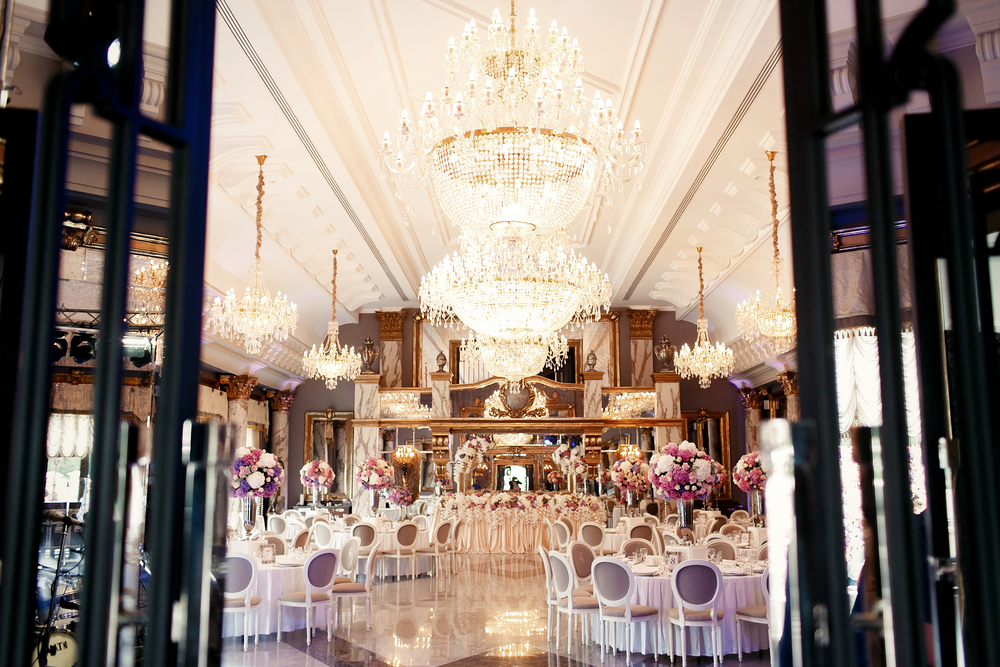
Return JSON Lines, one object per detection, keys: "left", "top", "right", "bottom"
{"left": 745, "top": 409, "right": 761, "bottom": 452}
{"left": 631, "top": 339, "right": 653, "bottom": 387}
{"left": 353, "top": 379, "right": 380, "bottom": 419}
{"left": 381, "top": 340, "right": 402, "bottom": 388}
{"left": 583, "top": 377, "right": 603, "bottom": 419}
{"left": 228, "top": 399, "right": 248, "bottom": 452}
{"left": 352, "top": 425, "right": 380, "bottom": 512}
{"left": 431, "top": 376, "right": 451, "bottom": 418}
{"left": 270, "top": 411, "right": 289, "bottom": 511}
{"left": 655, "top": 381, "right": 681, "bottom": 419}
{"left": 582, "top": 321, "right": 612, "bottom": 382}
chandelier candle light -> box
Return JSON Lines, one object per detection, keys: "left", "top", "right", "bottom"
{"left": 212, "top": 156, "right": 298, "bottom": 355}
{"left": 302, "top": 250, "right": 363, "bottom": 389}
{"left": 735, "top": 151, "right": 797, "bottom": 354}
{"left": 130, "top": 259, "right": 168, "bottom": 326}
{"left": 674, "top": 247, "right": 735, "bottom": 388}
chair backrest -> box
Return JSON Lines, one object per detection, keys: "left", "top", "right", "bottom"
{"left": 538, "top": 545, "right": 556, "bottom": 602}
{"left": 642, "top": 514, "right": 660, "bottom": 526}
{"left": 414, "top": 500, "right": 426, "bottom": 515}
{"left": 710, "top": 539, "right": 736, "bottom": 560}
{"left": 286, "top": 520, "right": 306, "bottom": 538}
{"left": 621, "top": 538, "right": 654, "bottom": 558}
{"left": 661, "top": 531, "right": 680, "bottom": 546}
{"left": 433, "top": 520, "right": 452, "bottom": 548}
{"left": 414, "top": 515, "right": 428, "bottom": 530}
{"left": 359, "top": 549, "right": 380, "bottom": 592}
{"left": 311, "top": 522, "right": 335, "bottom": 548}
{"left": 304, "top": 549, "right": 339, "bottom": 595}
{"left": 729, "top": 509, "right": 750, "bottom": 524}
{"left": 264, "top": 534, "right": 287, "bottom": 555}
{"left": 395, "top": 521, "right": 419, "bottom": 548}
{"left": 303, "top": 516, "right": 316, "bottom": 529}
{"left": 692, "top": 509, "right": 702, "bottom": 520}
{"left": 708, "top": 516, "right": 728, "bottom": 533}
{"left": 671, "top": 560, "right": 723, "bottom": 619}
{"left": 720, "top": 523, "right": 746, "bottom": 540}
{"left": 547, "top": 551, "right": 576, "bottom": 602}
{"left": 283, "top": 509, "right": 303, "bottom": 523}
{"left": 559, "top": 517, "right": 576, "bottom": 540}
{"left": 553, "top": 521, "right": 571, "bottom": 550}
{"left": 664, "top": 514, "right": 678, "bottom": 530}
{"left": 291, "top": 528, "right": 311, "bottom": 549}
{"left": 629, "top": 523, "right": 655, "bottom": 543}
{"left": 591, "top": 557, "right": 636, "bottom": 611}
{"left": 567, "top": 541, "right": 596, "bottom": 586}
{"left": 339, "top": 537, "right": 360, "bottom": 580}
{"left": 543, "top": 519, "right": 556, "bottom": 549}
{"left": 760, "top": 566, "right": 771, "bottom": 610}
{"left": 757, "top": 543, "right": 769, "bottom": 561}
{"left": 223, "top": 554, "right": 256, "bottom": 598}
{"left": 450, "top": 519, "right": 463, "bottom": 549}
{"left": 343, "top": 515, "right": 360, "bottom": 527}
{"left": 353, "top": 522, "right": 378, "bottom": 550}
{"left": 579, "top": 522, "right": 605, "bottom": 549}
{"left": 268, "top": 515, "right": 287, "bottom": 537}
{"left": 313, "top": 515, "right": 330, "bottom": 525}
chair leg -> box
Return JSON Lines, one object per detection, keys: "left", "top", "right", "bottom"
{"left": 243, "top": 611, "right": 249, "bottom": 652}
{"left": 711, "top": 624, "right": 719, "bottom": 667}
{"left": 625, "top": 623, "right": 630, "bottom": 664}
{"left": 737, "top": 619, "right": 743, "bottom": 662}
{"left": 653, "top": 619, "right": 658, "bottom": 660}
{"left": 366, "top": 595, "right": 372, "bottom": 631}
{"left": 306, "top": 606, "right": 312, "bottom": 647}
{"left": 667, "top": 621, "right": 674, "bottom": 661}
{"left": 680, "top": 626, "right": 687, "bottom": 667}
{"left": 255, "top": 608, "right": 260, "bottom": 646}
{"left": 327, "top": 602, "right": 332, "bottom": 642}
{"left": 277, "top": 606, "right": 283, "bottom": 643}
{"left": 555, "top": 611, "right": 561, "bottom": 651}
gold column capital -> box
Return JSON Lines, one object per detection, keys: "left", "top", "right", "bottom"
{"left": 375, "top": 310, "right": 406, "bottom": 341}
{"left": 266, "top": 389, "right": 295, "bottom": 412}
{"left": 778, "top": 370, "right": 798, "bottom": 397}
{"left": 219, "top": 374, "right": 257, "bottom": 400}
{"left": 738, "top": 384, "right": 768, "bottom": 410}
{"left": 626, "top": 308, "right": 657, "bottom": 339}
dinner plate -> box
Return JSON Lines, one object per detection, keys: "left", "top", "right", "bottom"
{"left": 631, "top": 566, "right": 658, "bottom": 576}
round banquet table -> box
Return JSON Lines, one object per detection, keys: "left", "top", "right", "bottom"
{"left": 329, "top": 528, "right": 433, "bottom": 576}
{"left": 221, "top": 563, "right": 306, "bottom": 637}
{"left": 589, "top": 567, "right": 768, "bottom": 656}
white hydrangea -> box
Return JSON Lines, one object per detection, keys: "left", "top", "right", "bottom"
{"left": 368, "top": 472, "right": 381, "bottom": 486}
{"left": 234, "top": 447, "right": 250, "bottom": 459}
{"left": 691, "top": 458, "right": 711, "bottom": 481}
{"left": 678, "top": 440, "right": 698, "bottom": 453}
{"left": 246, "top": 471, "right": 265, "bottom": 489}
{"left": 258, "top": 452, "right": 277, "bottom": 468}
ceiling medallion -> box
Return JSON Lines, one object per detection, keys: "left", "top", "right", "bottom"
{"left": 211, "top": 155, "right": 298, "bottom": 355}
{"left": 735, "top": 151, "right": 797, "bottom": 354}
{"left": 484, "top": 383, "right": 548, "bottom": 420}
{"left": 301, "top": 250, "right": 362, "bottom": 389}
{"left": 461, "top": 330, "right": 568, "bottom": 390}
{"left": 674, "top": 247, "right": 735, "bottom": 389}
{"left": 378, "top": 2, "right": 644, "bottom": 235}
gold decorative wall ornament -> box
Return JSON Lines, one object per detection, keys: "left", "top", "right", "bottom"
{"left": 211, "top": 156, "right": 298, "bottom": 355}
{"left": 220, "top": 374, "right": 258, "bottom": 401}
{"left": 266, "top": 389, "right": 296, "bottom": 413}
{"left": 302, "top": 249, "right": 363, "bottom": 390}
{"left": 627, "top": 309, "right": 657, "bottom": 339}
{"left": 376, "top": 311, "right": 407, "bottom": 341}
{"left": 738, "top": 385, "right": 768, "bottom": 410}
{"left": 674, "top": 247, "right": 735, "bottom": 388}
{"left": 735, "top": 151, "right": 797, "bottom": 354}
{"left": 484, "top": 383, "right": 548, "bottom": 420}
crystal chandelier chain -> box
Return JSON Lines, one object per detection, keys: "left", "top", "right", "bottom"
{"left": 675, "top": 247, "right": 735, "bottom": 388}
{"left": 301, "top": 249, "right": 362, "bottom": 389}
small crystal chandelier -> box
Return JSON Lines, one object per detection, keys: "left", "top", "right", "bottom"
{"left": 461, "top": 330, "right": 568, "bottom": 389}
{"left": 675, "top": 247, "right": 735, "bottom": 389}
{"left": 380, "top": 392, "right": 431, "bottom": 420}
{"left": 392, "top": 443, "right": 419, "bottom": 466}
{"left": 302, "top": 249, "right": 362, "bottom": 389}
{"left": 130, "top": 259, "right": 168, "bottom": 326}
{"left": 735, "top": 151, "right": 797, "bottom": 354}
{"left": 378, "top": 2, "right": 644, "bottom": 235}
{"left": 493, "top": 433, "right": 533, "bottom": 450}
{"left": 603, "top": 391, "right": 656, "bottom": 420}
{"left": 211, "top": 156, "right": 298, "bottom": 355}
{"left": 420, "top": 227, "right": 610, "bottom": 339}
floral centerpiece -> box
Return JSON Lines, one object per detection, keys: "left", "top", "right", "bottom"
{"left": 387, "top": 487, "right": 413, "bottom": 508}
{"left": 610, "top": 455, "right": 650, "bottom": 496}
{"left": 552, "top": 442, "right": 587, "bottom": 477}
{"left": 357, "top": 457, "right": 394, "bottom": 490}
{"left": 546, "top": 468, "right": 565, "bottom": 487}
{"left": 231, "top": 447, "right": 283, "bottom": 498}
{"left": 647, "top": 441, "right": 717, "bottom": 501}
{"left": 732, "top": 452, "right": 767, "bottom": 491}
{"left": 453, "top": 435, "right": 490, "bottom": 485}
{"left": 300, "top": 460, "right": 335, "bottom": 489}
{"left": 438, "top": 491, "right": 606, "bottom": 529}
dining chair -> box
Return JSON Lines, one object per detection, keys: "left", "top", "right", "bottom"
{"left": 291, "top": 528, "right": 311, "bottom": 550}
{"left": 553, "top": 520, "right": 572, "bottom": 553}
{"left": 559, "top": 517, "right": 577, "bottom": 541}
{"left": 286, "top": 519, "right": 307, "bottom": 541}
{"left": 642, "top": 514, "right": 661, "bottom": 526}
{"left": 549, "top": 551, "right": 601, "bottom": 656}
{"left": 330, "top": 549, "right": 381, "bottom": 631}
{"left": 413, "top": 515, "right": 429, "bottom": 530}
{"left": 384, "top": 521, "right": 419, "bottom": 580}
{"left": 707, "top": 516, "right": 728, "bottom": 534}
{"left": 628, "top": 523, "right": 659, "bottom": 553}
{"left": 268, "top": 514, "right": 288, "bottom": 538}
{"left": 735, "top": 566, "right": 770, "bottom": 662}
{"left": 415, "top": 519, "right": 452, "bottom": 578}
{"left": 591, "top": 557, "right": 659, "bottom": 663}
{"left": 620, "top": 538, "right": 655, "bottom": 558}
{"left": 343, "top": 514, "right": 360, "bottom": 527}
{"left": 729, "top": 509, "right": 750, "bottom": 525}
{"left": 263, "top": 534, "right": 287, "bottom": 556}
{"left": 538, "top": 545, "right": 559, "bottom": 641}
{"left": 449, "top": 519, "right": 464, "bottom": 573}
{"left": 709, "top": 539, "right": 736, "bottom": 561}
{"left": 720, "top": 523, "right": 747, "bottom": 541}
{"left": 336, "top": 536, "right": 361, "bottom": 584}
{"left": 303, "top": 516, "right": 316, "bottom": 529}
{"left": 311, "top": 521, "right": 335, "bottom": 549}
{"left": 543, "top": 519, "right": 557, "bottom": 550}
{"left": 756, "top": 543, "right": 768, "bottom": 561}
{"left": 567, "top": 540, "right": 596, "bottom": 593}
{"left": 661, "top": 531, "right": 681, "bottom": 546}
{"left": 222, "top": 553, "right": 260, "bottom": 651}
{"left": 352, "top": 521, "right": 378, "bottom": 575}
{"left": 579, "top": 522, "right": 607, "bottom": 553}
{"left": 692, "top": 509, "right": 703, "bottom": 521}
{"left": 283, "top": 509, "right": 303, "bottom": 523}
{"left": 277, "top": 549, "right": 339, "bottom": 647}
{"left": 667, "top": 559, "right": 725, "bottom": 667}
{"left": 663, "top": 514, "right": 679, "bottom": 534}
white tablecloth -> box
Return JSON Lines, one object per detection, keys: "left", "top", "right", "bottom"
{"left": 589, "top": 568, "right": 768, "bottom": 656}
{"left": 222, "top": 563, "right": 306, "bottom": 637}
{"left": 328, "top": 529, "right": 433, "bottom": 576}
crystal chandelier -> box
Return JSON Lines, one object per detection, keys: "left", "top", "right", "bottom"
{"left": 380, "top": 392, "right": 431, "bottom": 420}
{"left": 419, "top": 227, "right": 610, "bottom": 338}
{"left": 302, "top": 250, "right": 362, "bottom": 389}
{"left": 735, "top": 151, "right": 797, "bottom": 354}
{"left": 378, "top": 2, "right": 644, "bottom": 235}
{"left": 461, "top": 330, "right": 567, "bottom": 389}
{"left": 603, "top": 391, "right": 655, "bottom": 420}
{"left": 675, "top": 247, "right": 735, "bottom": 388}
{"left": 493, "top": 433, "right": 533, "bottom": 450}
{"left": 211, "top": 156, "right": 298, "bottom": 355}
{"left": 392, "top": 443, "right": 419, "bottom": 466}
{"left": 130, "top": 259, "right": 168, "bottom": 326}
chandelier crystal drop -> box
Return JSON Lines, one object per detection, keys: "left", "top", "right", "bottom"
{"left": 301, "top": 250, "right": 363, "bottom": 389}
{"left": 211, "top": 155, "right": 298, "bottom": 356}
{"left": 735, "top": 151, "right": 797, "bottom": 355}
{"left": 130, "top": 259, "right": 168, "bottom": 327}
{"left": 461, "top": 330, "right": 568, "bottom": 389}
{"left": 419, "top": 227, "right": 610, "bottom": 338}
{"left": 378, "top": 2, "right": 644, "bottom": 234}
{"left": 674, "top": 247, "right": 735, "bottom": 389}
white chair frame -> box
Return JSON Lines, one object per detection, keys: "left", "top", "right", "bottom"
{"left": 591, "top": 556, "right": 659, "bottom": 664}
{"left": 277, "top": 549, "right": 339, "bottom": 647}
{"left": 384, "top": 521, "right": 420, "bottom": 580}
{"left": 735, "top": 565, "right": 771, "bottom": 662}
{"left": 330, "top": 549, "right": 381, "bottom": 631}
{"left": 550, "top": 551, "right": 601, "bottom": 656}
{"left": 222, "top": 553, "right": 260, "bottom": 651}
{"left": 668, "top": 559, "right": 725, "bottom": 667}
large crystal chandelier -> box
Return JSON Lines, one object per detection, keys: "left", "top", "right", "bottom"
{"left": 735, "top": 151, "right": 797, "bottom": 354}
{"left": 211, "top": 156, "right": 298, "bottom": 355}
{"left": 461, "top": 330, "right": 568, "bottom": 389}
{"left": 675, "top": 247, "right": 735, "bottom": 388}
{"left": 419, "top": 227, "right": 610, "bottom": 338}
{"left": 378, "top": 2, "right": 644, "bottom": 235}
{"left": 130, "top": 259, "right": 168, "bottom": 326}
{"left": 302, "top": 250, "right": 362, "bottom": 389}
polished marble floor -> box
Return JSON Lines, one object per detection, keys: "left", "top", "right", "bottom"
{"left": 221, "top": 554, "right": 773, "bottom": 667}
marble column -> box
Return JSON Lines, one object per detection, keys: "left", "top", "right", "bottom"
{"left": 582, "top": 369, "right": 605, "bottom": 479}
{"left": 429, "top": 371, "right": 452, "bottom": 419}
{"left": 220, "top": 374, "right": 257, "bottom": 451}
{"left": 738, "top": 385, "right": 768, "bottom": 453}
{"left": 266, "top": 389, "right": 295, "bottom": 511}
{"left": 652, "top": 371, "right": 683, "bottom": 449}
{"left": 779, "top": 370, "right": 800, "bottom": 423}
{"left": 376, "top": 311, "right": 406, "bottom": 388}
{"left": 352, "top": 374, "right": 381, "bottom": 514}
{"left": 627, "top": 309, "right": 657, "bottom": 387}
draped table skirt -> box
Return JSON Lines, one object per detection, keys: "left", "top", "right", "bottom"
{"left": 456, "top": 515, "right": 552, "bottom": 554}
{"left": 222, "top": 564, "right": 306, "bottom": 637}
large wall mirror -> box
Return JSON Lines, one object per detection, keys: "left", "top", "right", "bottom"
{"left": 682, "top": 408, "right": 732, "bottom": 500}
{"left": 304, "top": 410, "right": 354, "bottom": 497}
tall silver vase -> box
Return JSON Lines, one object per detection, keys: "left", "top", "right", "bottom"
{"left": 241, "top": 497, "right": 258, "bottom": 540}
{"left": 676, "top": 498, "right": 694, "bottom": 543}
{"left": 749, "top": 488, "right": 766, "bottom": 526}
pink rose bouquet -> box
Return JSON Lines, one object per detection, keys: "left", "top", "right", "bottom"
{"left": 546, "top": 469, "right": 565, "bottom": 486}
{"left": 386, "top": 487, "right": 413, "bottom": 507}
{"left": 733, "top": 451, "right": 767, "bottom": 492}
{"left": 610, "top": 455, "right": 651, "bottom": 494}
{"left": 299, "top": 460, "right": 335, "bottom": 489}
{"left": 356, "top": 456, "right": 394, "bottom": 491}
{"left": 648, "top": 440, "right": 716, "bottom": 501}
{"left": 231, "top": 447, "right": 283, "bottom": 498}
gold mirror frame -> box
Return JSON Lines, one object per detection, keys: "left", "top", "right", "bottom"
{"left": 682, "top": 408, "right": 732, "bottom": 501}
{"left": 304, "top": 410, "right": 354, "bottom": 497}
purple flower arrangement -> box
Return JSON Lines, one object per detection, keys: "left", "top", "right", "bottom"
{"left": 386, "top": 487, "right": 413, "bottom": 507}
{"left": 610, "top": 455, "right": 651, "bottom": 494}
{"left": 230, "top": 447, "right": 283, "bottom": 498}
{"left": 300, "top": 460, "right": 335, "bottom": 489}
{"left": 648, "top": 440, "right": 717, "bottom": 501}
{"left": 357, "top": 456, "right": 394, "bottom": 491}
{"left": 732, "top": 451, "right": 767, "bottom": 492}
